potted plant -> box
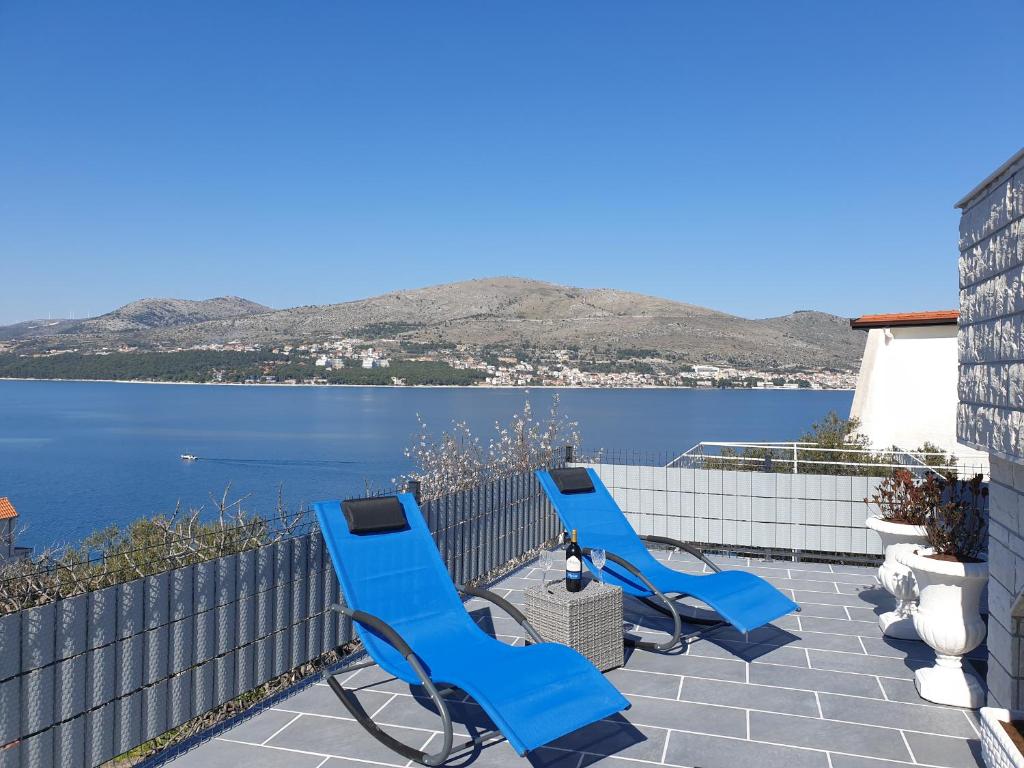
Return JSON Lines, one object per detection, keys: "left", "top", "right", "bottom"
{"left": 897, "top": 474, "right": 988, "bottom": 708}
{"left": 980, "top": 707, "right": 1024, "bottom": 768}
{"left": 864, "top": 469, "right": 931, "bottom": 639}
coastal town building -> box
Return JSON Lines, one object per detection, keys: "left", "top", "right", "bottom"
{"left": 954, "top": 146, "right": 1024, "bottom": 709}
{"left": 0, "top": 497, "right": 26, "bottom": 560}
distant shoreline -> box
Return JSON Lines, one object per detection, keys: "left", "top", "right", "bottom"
{"left": 0, "top": 376, "right": 855, "bottom": 392}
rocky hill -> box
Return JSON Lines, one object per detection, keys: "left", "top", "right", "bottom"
{"left": 1, "top": 297, "right": 272, "bottom": 345}
{"left": 2, "top": 278, "right": 865, "bottom": 369}
{"left": 77, "top": 296, "right": 272, "bottom": 333}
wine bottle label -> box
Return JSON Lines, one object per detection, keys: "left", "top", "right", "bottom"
{"left": 566, "top": 555, "right": 581, "bottom": 579}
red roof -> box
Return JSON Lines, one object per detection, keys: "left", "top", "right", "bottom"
{"left": 0, "top": 498, "right": 17, "bottom": 520}
{"left": 850, "top": 310, "right": 959, "bottom": 330}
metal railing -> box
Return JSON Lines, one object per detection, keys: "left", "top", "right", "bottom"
{"left": 664, "top": 441, "right": 987, "bottom": 477}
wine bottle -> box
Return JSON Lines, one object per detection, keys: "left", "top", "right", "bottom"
{"left": 565, "top": 529, "right": 583, "bottom": 592}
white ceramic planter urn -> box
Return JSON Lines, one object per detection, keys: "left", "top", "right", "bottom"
{"left": 897, "top": 547, "right": 988, "bottom": 708}
{"left": 980, "top": 707, "right": 1024, "bottom": 768}
{"left": 864, "top": 516, "right": 929, "bottom": 639}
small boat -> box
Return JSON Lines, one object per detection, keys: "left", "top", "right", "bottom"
{"left": 180, "top": 454, "right": 198, "bottom": 462}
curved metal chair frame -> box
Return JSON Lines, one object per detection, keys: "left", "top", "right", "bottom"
{"left": 325, "top": 584, "right": 543, "bottom": 766}
{"left": 584, "top": 535, "right": 740, "bottom": 652}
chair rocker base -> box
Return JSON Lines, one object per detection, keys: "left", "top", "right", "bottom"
{"left": 625, "top": 594, "right": 728, "bottom": 652}
{"left": 326, "top": 658, "right": 504, "bottom": 766}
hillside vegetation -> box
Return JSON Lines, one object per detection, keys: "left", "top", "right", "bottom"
{"left": 1, "top": 278, "right": 864, "bottom": 370}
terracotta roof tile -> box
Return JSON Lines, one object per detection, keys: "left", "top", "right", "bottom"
{"left": 850, "top": 310, "right": 959, "bottom": 330}
{"left": 0, "top": 498, "right": 16, "bottom": 520}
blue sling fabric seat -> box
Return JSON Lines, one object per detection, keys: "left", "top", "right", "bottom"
{"left": 537, "top": 468, "right": 799, "bottom": 638}
{"left": 314, "top": 493, "right": 629, "bottom": 763}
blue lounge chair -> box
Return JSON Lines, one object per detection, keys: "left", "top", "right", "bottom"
{"left": 314, "top": 493, "right": 629, "bottom": 765}
{"left": 537, "top": 467, "right": 800, "bottom": 651}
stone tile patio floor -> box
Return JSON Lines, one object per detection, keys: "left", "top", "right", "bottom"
{"left": 165, "top": 551, "right": 986, "bottom": 768}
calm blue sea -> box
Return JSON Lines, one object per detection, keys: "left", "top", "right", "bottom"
{"left": 0, "top": 380, "right": 852, "bottom": 549}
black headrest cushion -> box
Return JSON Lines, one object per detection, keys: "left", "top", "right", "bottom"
{"left": 342, "top": 496, "right": 409, "bottom": 534}
{"left": 550, "top": 467, "right": 595, "bottom": 494}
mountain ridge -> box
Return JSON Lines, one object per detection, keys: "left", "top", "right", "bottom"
{"left": 1, "top": 278, "right": 864, "bottom": 369}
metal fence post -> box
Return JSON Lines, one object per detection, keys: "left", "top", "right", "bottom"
{"left": 407, "top": 480, "right": 422, "bottom": 505}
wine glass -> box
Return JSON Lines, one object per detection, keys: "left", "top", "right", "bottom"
{"left": 539, "top": 549, "right": 554, "bottom": 590}
{"left": 591, "top": 548, "right": 606, "bottom": 583}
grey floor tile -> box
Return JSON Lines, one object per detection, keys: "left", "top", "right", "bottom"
{"left": 442, "top": 741, "right": 584, "bottom": 768}
{"left": 268, "top": 712, "right": 432, "bottom": 763}
{"left": 798, "top": 617, "right": 879, "bottom": 637}
{"left": 471, "top": 611, "right": 525, "bottom": 639}
{"left": 498, "top": 576, "right": 546, "bottom": 590}
{"left": 808, "top": 649, "right": 922, "bottom": 679}
{"left": 859, "top": 636, "right": 935, "bottom": 661}
{"left": 719, "top": 641, "right": 810, "bottom": 667}
{"left": 835, "top": 586, "right": 893, "bottom": 608}
{"left": 710, "top": 624, "right": 800, "bottom": 646}
{"left": 277, "top": 683, "right": 394, "bottom": 718}
{"left": 828, "top": 757, "right": 917, "bottom": 768}
{"left": 771, "top": 614, "right": 803, "bottom": 631}
{"left": 902, "top": 731, "right": 983, "bottom": 768}
{"left": 168, "top": 738, "right": 328, "bottom": 767}
{"left": 792, "top": 590, "right": 888, "bottom": 609}
{"left": 749, "top": 664, "right": 884, "bottom": 698}
{"left": 216, "top": 707, "right": 302, "bottom": 745}
{"left": 793, "top": 603, "right": 851, "bottom": 620}
{"left": 784, "top": 564, "right": 840, "bottom": 576}
{"left": 679, "top": 677, "right": 820, "bottom": 717}
{"left": 787, "top": 631, "right": 867, "bottom": 654}
{"left": 818, "top": 692, "right": 977, "bottom": 737}
{"left": 623, "top": 648, "right": 747, "bottom": 682}
{"left": 687, "top": 634, "right": 807, "bottom": 664}
{"left": 878, "top": 677, "right": 930, "bottom": 704}
{"left": 749, "top": 711, "right": 911, "bottom": 761}
{"left": 845, "top": 606, "right": 884, "bottom": 622}
{"left": 605, "top": 667, "right": 681, "bottom": 699}
{"left": 622, "top": 693, "right": 747, "bottom": 738}
{"left": 790, "top": 569, "right": 874, "bottom": 585}
{"left": 373, "top": 693, "right": 494, "bottom": 737}
{"left": 338, "top": 666, "right": 412, "bottom": 695}
{"left": 323, "top": 758, "right": 430, "bottom": 768}
{"left": 663, "top": 730, "right": 829, "bottom": 768}
{"left": 547, "top": 716, "right": 666, "bottom": 762}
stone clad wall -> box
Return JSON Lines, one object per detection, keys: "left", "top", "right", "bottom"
{"left": 957, "top": 148, "right": 1024, "bottom": 708}
{"left": 957, "top": 153, "right": 1024, "bottom": 458}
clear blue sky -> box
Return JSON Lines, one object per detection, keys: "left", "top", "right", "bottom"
{"left": 1, "top": 1, "right": 1022, "bottom": 325}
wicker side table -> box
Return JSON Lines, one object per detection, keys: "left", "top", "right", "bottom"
{"left": 524, "top": 580, "right": 624, "bottom": 671}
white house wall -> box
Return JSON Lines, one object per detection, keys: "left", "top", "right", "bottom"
{"left": 851, "top": 325, "right": 967, "bottom": 456}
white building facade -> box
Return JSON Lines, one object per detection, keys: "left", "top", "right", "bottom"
{"left": 849, "top": 311, "right": 987, "bottom": 470}
{"left": 955, "top": 147, "right": 1024, "bottom": 708}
